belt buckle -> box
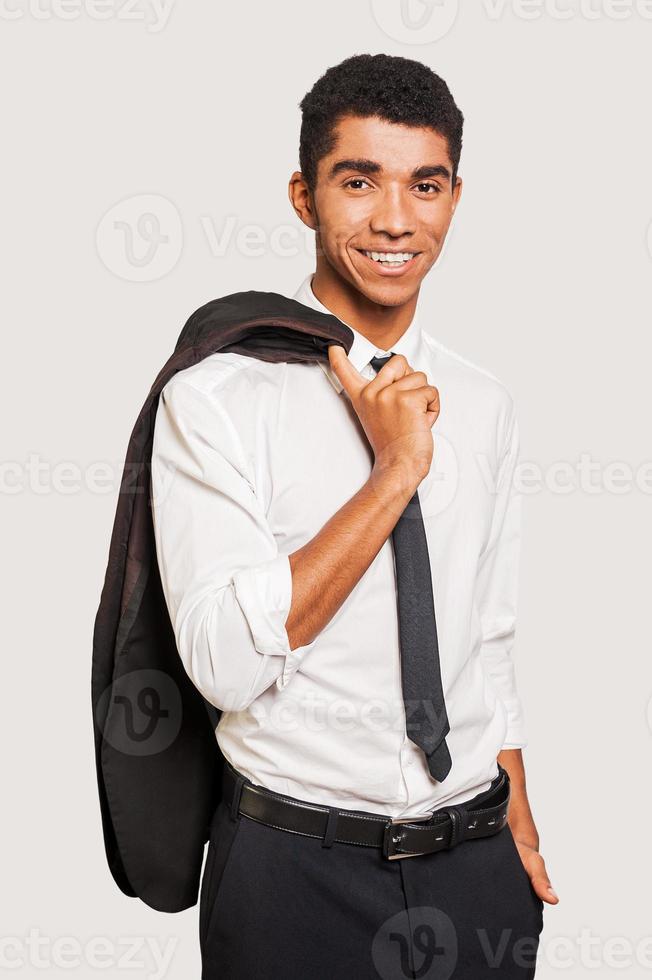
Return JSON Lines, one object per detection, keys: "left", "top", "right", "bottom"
{"left": 382, "top": 816, "right": 428, "bottom": 861}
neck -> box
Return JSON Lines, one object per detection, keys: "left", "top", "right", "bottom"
{"left": 310, "top": 261, "right": 418, "bottom": 350}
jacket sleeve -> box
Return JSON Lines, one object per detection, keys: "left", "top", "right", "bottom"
{"left": 150, "top": 375, "right": 312, "bottom": 712}
{"left": 475, "top": 399, "right": 528, "bottom": 749}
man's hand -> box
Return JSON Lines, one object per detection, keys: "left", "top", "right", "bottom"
{"left": 328, "top": 344, "right": 440, "bottom": 486}
{"left": 498, "top": 748, "right": 559, "bottom": 906}
{"left": 511, "top": 834, "right": 559, "bottom": 905}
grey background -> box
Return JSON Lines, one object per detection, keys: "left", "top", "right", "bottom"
{"left": 2, "top": 0, "right": 651, "bottom": 976}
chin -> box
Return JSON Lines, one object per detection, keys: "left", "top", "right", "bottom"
{"left": 355, "top": 278, "right": 418, "bottom": 308}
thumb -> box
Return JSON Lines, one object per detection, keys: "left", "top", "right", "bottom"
{"left": 328, "top": 343, "right": 366, "bottom": 398}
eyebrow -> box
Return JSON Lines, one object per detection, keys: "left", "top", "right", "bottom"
{"left": 327, "top": 158, "right": 452, "bottom": 183}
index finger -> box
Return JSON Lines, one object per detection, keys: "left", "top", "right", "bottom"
{"left": 328, "top": 343, "right": 367, "bottom": 398}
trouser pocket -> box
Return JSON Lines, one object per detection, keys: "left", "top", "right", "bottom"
{"left": 199, "top": 800, "right": 243, "bottom": 953}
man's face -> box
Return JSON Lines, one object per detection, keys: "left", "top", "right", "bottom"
{"left": 308, "top": 114, "right": 462, "bottom": 308}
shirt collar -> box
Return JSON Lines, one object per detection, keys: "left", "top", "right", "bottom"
{"left": 291, "top": 274, "right": 424, "bottom": 395}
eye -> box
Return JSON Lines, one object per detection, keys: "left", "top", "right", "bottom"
{"left": 344, "top": 178, "right": 372, "bottom": 190}
{"left": 415, "top": 182, "right": 442, "bottom": 195}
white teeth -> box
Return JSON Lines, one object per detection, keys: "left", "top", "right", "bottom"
{"left": 363, "top": 250, "right": 415, "bottom": 265}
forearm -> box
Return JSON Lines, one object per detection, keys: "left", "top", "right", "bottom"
{"left": 285, "top": 465, "right": 416, "bottom": 650}
{"left": 498, "top": 748, "right": 539, "bottom": 849}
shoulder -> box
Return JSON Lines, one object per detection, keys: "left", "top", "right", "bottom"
{"left": 162, "top": 351, "right": 287, "bottom": 403}
{"left": 158, "top": 353, "right": 288, "bottom": 463}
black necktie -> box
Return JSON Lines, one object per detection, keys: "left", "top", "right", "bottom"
{"left": 369, "top": 353, "right": 452, "bottom": 782}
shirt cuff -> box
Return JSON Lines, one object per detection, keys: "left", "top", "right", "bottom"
{"left": 231, "top": 552, "right": 318, "bottom": 691}
{"left": 231, "top": 552, "right": 293, "bottom": 657}
{"left": 500, "top": 698, "right": 528, "bottom": 750}
{"left": 275, "top": 635, "right": 319, "bottom": 691}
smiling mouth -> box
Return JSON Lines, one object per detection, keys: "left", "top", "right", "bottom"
{"left": 356, "top": 249, "right": 420, "bottom": 268}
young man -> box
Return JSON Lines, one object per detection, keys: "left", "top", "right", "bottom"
{"left": 151, "top": 53, "right": 557, "bottom": 978}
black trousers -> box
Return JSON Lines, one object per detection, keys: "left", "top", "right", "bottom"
{"left": 199, "top": 773, "right": 544, "bottom": 979}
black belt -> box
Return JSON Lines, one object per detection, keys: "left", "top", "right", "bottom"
{"left": 221, "top": 761, "right": 511, "bottom": 860}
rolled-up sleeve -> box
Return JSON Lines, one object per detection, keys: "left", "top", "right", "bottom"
{"left": 476, "top": 400, "right": 528, "bottom": 749}
{"left": 150, "top": 375, "right": 305, "bottom": 712}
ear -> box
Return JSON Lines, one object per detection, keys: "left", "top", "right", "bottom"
{"left": 288, "top": 170, "right": 317, "bottom": 231}
{"left": 451, "top": 174, "right": 463, "bottom": 212}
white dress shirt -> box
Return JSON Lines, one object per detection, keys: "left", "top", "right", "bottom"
{"left": 150, "top": 274, "right": 527, "bottom": 818}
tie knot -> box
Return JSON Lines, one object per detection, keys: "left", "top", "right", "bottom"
{"left": 369, "top": 353, "right": 394, "bottom": 374}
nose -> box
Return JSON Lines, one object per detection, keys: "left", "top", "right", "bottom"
{"left": 369, "top": 186, "right": 417, "bottom": 241}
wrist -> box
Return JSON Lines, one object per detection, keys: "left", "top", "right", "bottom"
{"left": 508, "top": 816, "right": 540, "bottom": 852}
{"left": 370, "top": 460, "right": 421, "bottom": 502}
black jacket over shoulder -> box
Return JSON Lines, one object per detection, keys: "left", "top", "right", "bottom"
{"left": 91, "top": 291, "right": 353, "bottom": 912}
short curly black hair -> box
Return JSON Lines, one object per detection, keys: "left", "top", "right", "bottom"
{"left": 298, "top": 53, "right": 464, "bottom": 193}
